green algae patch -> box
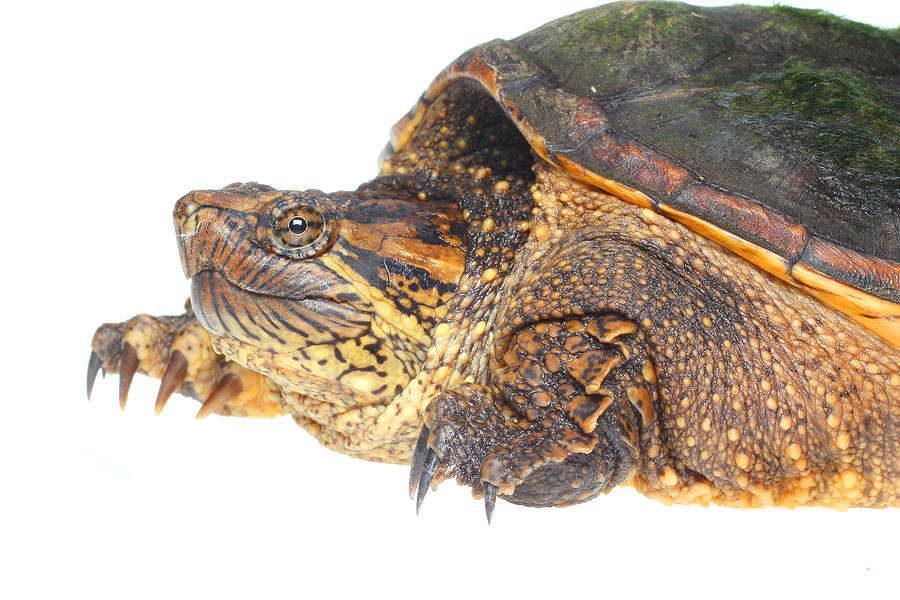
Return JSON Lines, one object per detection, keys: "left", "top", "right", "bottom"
{"left": 768, "top": 4, "right": 900, "bottom": 46}
{"left": 512, "top": 1, "right": 731, "bottom": 97}
{"left": 716, "top": 62, "right": 900, "bottom": 183}
{"left": 581, "top": 1, "right": 714, "bottom": 53}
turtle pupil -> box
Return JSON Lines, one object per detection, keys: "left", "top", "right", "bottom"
{"left": 288, "top": 217, "right": 308, "bottom": 235}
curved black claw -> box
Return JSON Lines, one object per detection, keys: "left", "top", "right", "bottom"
{"left": 408, "top": 426, "right": 430, "bottom": 499}
{"left": 415, "top": 449, "right": 440, "bottom": 515}
{"left": 87, "top": 351, "right": 103, "bottom": 400}
{"left": 483, "top": 483, "right": 498, "bottom": 524}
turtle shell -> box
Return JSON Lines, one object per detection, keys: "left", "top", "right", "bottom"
{"left": 390, "top": 1, "right": 900, "bottom": 347}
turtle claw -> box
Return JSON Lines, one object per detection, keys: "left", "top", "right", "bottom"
{"left": 410, "top": 424, "right": 455, "bottom": 514}
{"left": 415, "top": 448, "right": 440, "bottom": 515}
{"left": 118, "top": 343, "right": 139, "bottom": 411}
{"left": 409, "top": 392, "right": 508, "bottom": 522}
{"left": 155, "top": 350, "right": 188, "bottom": 416}
{"left": 87, "top": 351, "right": 102, "bottom": 400}
{"left": 483, "top": 483, "right": 498, "bottom": 524}
{"left": 195, "top": 374, "right": 243, "bottom": 419}
{"left": 409, "top": 426, "right": 430, "bottom": 499}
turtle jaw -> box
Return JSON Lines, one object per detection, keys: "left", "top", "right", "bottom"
{"left": 189, "top": 270, "right": 372, "bottom": 353}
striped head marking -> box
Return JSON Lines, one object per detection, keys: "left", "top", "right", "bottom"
{"left": 174, "top": 181, "right": 466, "bottom": 404}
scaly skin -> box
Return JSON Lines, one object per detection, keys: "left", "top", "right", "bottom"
{"left": 498, "top": 163, "right": 899, "bottom": 508}
{"left": 398, "top": 161, "right": 900, "bottom": 512}
{"left": 90, "top": 65, "right": 900, "bottom": 518}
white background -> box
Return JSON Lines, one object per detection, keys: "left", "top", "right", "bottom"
{"left": 2, "top": 1, "right": 898, "bottom": 598}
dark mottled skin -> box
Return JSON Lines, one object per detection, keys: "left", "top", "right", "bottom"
{"left": 423, "top": 313, "right": 650, "bottom": 506}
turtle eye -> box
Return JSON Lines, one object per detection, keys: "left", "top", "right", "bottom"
{"left": 259, "top": 192, "right": 336, "bottom": 259}
{"left": 274, "top": 206, "right": 324, "bottom": 249}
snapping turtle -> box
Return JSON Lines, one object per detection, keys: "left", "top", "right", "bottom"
{"left": 89, "top": 2, "right": 900, "bottom": 518}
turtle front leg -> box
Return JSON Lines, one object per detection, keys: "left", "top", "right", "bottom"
{"left": 411, "top": 313, "right": 655, "bottom": 521}
{"left": 88, "top": 303, "right": 284, "bottom": 418}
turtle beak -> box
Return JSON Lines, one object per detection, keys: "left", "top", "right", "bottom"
{"left": 172, "top": 188, "right": 262, "bottom": 280}
{"left": 173, "top": 191, "right": 202, "bottom": 278}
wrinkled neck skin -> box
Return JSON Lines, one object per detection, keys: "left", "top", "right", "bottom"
{"left": 176, "top": 179, "right": 466, "bottom": 417}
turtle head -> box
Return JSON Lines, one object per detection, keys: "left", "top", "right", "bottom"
{"left": 174, "top": 181, "right": 466, "bottom": 406}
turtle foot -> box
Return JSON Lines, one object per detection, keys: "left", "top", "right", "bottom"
{"left": 409, "top": 418, "right": 506, "bottom": 524}
{"left": 88, "top": 303, "right": 283, "bottom": 418}
{"left": 409, "top": 383, "right": 606, "bottom": 522}
{"left": 409, "top": 313, "right": 656, "bottom": 518}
